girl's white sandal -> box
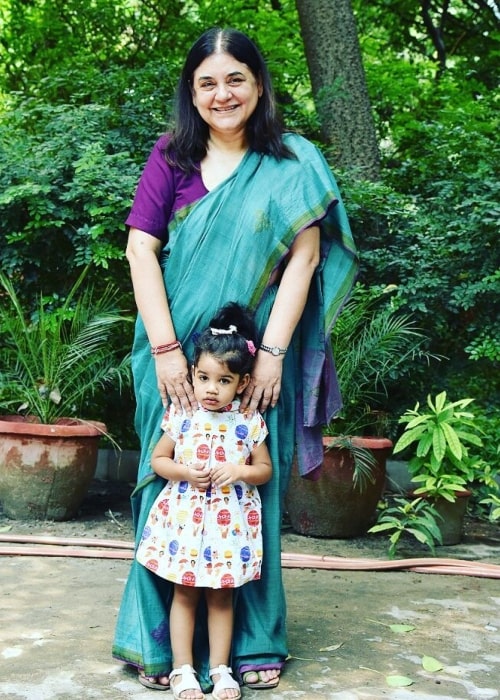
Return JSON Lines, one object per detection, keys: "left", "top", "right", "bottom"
{"left": 209, "top": 665, "right": 241, "bottom": 700}
{"left": 169, "top": 664, "right": 204, "bottom": 700}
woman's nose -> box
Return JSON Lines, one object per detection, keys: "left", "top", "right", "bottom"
{"left": 215, "top": 83, "right": 231, "bottom": 100}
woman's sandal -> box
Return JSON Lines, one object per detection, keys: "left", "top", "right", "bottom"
{"left": 169, "top": 664, "right": 204, "bottom": 700}
{"left": 138, "top": 671, "right": 170, "bottom": 690}
{"left": 240, "top": 669, "right": 280, "bottom": 690}
{"left": 209, "top": 665, "right": 241, "bottom": 700}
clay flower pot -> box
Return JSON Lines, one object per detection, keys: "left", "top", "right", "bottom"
{"left": 0, "top": 416, "right": 106, "bottom": 521}
{"left": 285, "top": 436, "right": 393, "bottom": 538}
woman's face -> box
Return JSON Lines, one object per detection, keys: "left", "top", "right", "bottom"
{"left": 191, "top": 51, "right": 263, "bottom": 140}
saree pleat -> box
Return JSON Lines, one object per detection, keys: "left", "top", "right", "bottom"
{"left": 112, "top": 133, "right": 358, "bottom": 687}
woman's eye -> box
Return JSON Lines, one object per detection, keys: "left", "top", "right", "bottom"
{"left": 200, "top": 81, "right": 215, "bottom": 90}
{"left": 228, "top": 77, "right": 243, "bottom": 85}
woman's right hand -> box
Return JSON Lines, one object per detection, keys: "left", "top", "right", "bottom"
{"left": 154, "top": 349, "right": 197, "bottom": 414}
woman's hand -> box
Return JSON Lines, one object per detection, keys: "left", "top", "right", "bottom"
{"left": 240, "top": 352, "right": 283, "bottom": 415}
{"left": 154, "top": 350, "right": 197, "bottom": 414}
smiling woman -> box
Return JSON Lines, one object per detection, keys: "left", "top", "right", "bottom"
{"left": 112, "top": 26, "right": 358, "bottom": 695}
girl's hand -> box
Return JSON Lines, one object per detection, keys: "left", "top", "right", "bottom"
{"left": 186, "top": 462, "right": 211, "bottom": 490}
{"left": 210, "top": 462, "right": 241, "bottom": 487}
{"left": 240, "top": 352, "right": 283, "bottom": 415}
{"left": 154, "top": 350, "right": 197, "bottom": 414}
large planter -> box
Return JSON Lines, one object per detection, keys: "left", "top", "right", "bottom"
{"left": 0, "top": 416, "right": 106, "bottom": 521}
{"left": 285, "top": 436, "right": 393, "bottom": 538}
{"left": 432, "top": 490, "right": 471, "bottom": 546}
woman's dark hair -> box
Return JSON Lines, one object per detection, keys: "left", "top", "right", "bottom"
{"left": 194, "top": 302, "right": 258, "bottom": 377}
{"left": 165, "top": 27, "right": 294, "bottom": 172}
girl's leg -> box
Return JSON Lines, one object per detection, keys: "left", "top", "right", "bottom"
{"left": 170, "top": 584, "right": 204, "bottom": 700}
{"left": 206, "top": 589, "right": 240, "bottom": 700}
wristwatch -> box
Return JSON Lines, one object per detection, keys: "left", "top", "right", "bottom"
{"left": 260, "top": 343, "right": 288, "bottom": 356}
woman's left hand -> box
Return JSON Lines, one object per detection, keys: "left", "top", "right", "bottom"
{"left": 240, "top": 352, "right": 283, "bottom": 415}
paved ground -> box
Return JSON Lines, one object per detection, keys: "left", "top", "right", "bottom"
{"left": 1, "top": 480, "right": 499, "bottom": 700}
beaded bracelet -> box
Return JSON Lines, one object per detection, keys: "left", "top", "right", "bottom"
{"left": 151, "top": 340, "right": 182, "bottom": 356}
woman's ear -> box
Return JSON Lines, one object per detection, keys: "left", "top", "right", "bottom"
{"left": 237, "top": 373, "right": 250, "bottom": 394}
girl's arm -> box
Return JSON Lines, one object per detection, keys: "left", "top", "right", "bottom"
{"left": 151, "top": 432, "right": 211, "bottom": 489}
{"left": 210, "top": 441, "right": 272, "bottom": 488}
{"left": 126, "top": 227, "right": 197, "bottom": 413}
{"left": 240, "top": 225, "right": 320, "bottom": 414}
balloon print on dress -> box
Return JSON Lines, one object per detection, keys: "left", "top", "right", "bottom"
{"left": 234, "top": 483, "right": 243, "bottom": 500}
{"left": 203, "top": 546, "right": 212, "bottom": 562}
{"left": 215, "top": 445, "right": 226, "bottom": 461}
{"left": 221, "top": 572, "right": 235, "bottom": 588}
{"left": 158, "top": 499, "right": 169, "bottom": 515}
{"left": 217, "top": 509, "right": 231, "bottom": 527}
{"left": 141, "top": 526, "right": 151, "bottom": 541}
{"left": 192, "top": 506, "right": 203, "bottom": 524}
{"left": 196, "top": 443, "right": 210, "bottom": 462}
{"left": 182, "top": 571, "right": 196, "bottom": 586}
{"left": 180, "top": 418, "right": 192, "bottom": 432}
{"left": 247, "top": 509, "right": 260, "bottom": 526}
{"left": 235, "top": 423, "right": 248, "bottom": 440}
{"left": 168, "top": 539, "right": 179, "bottom": 556}
{"left": 178, "top": 481, "right": 189, "bottom": 493}
{"left": 240, "top": 545, "right": 251, "bottom": 562}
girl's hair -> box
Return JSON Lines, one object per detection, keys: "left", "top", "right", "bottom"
{"left": 165, "top": 27, "right": 295, "bottom": 172}
{"left": 194, "top": 302, "right": 258, "bottom": 377}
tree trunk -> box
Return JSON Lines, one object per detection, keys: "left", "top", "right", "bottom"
{"left": 296, "top": 0, "right": 380, "bottom": 180}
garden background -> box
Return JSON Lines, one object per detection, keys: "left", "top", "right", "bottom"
{"left": 0, "top": 0, "right": 498, "bottom": 462}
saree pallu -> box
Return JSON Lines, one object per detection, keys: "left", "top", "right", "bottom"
{"left": 112, "top": 133, "right": 358, "bottom": 688}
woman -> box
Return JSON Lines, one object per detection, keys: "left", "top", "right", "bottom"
{"left": 112, "top": 27, "right": 358, "bottom": 694}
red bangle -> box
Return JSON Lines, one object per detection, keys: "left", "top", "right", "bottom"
{"left": 151, "top": 341, "right": 182, "bottom": 356}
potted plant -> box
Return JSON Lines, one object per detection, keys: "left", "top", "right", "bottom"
{"left": 285, "top": 284, "right": 436, "bottom": 538}
{"left": 387, "top": 391, "right": 498, "bottom": 545}
{"left": 0, "top": 267, "right": 132, "bottom": 521}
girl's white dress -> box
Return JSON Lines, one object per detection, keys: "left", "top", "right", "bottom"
{"left": 136, "top": 399, "right": 268, "bottom": 589}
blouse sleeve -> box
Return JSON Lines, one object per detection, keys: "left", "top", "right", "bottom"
{"left": 125, "top": 136, "right": 175, "bottom": 241}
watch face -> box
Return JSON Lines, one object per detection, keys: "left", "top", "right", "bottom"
{"left": 271, "top": 347, "right": 280, "bottom": 356}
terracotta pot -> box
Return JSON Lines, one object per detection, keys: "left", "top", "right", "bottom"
{"left": 285, "top": 436, "right": 393, "bottom": 538}
{"left": 431, "top": 490, "right": 471, "bottom": 546}
{"left": 0, "top": 416, "right": 106, "bottom": 521}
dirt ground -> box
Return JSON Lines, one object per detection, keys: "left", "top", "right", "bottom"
{"left": 1, "top": 480, "right": 500, "bottom": 700}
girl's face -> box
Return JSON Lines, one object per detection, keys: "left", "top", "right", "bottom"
{"left": 192, "top": 353, "right": 249, "bottom": 411}
{"left": 191, "top": 51, "right": 263, "bottom": 140}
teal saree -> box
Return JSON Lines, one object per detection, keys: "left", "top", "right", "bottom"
{"left": 112, "top": 133, "right": 358, "bottom": 687}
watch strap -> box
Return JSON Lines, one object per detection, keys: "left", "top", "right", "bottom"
{"left": 260, "top": 343, "right": 288, "bottom": 356}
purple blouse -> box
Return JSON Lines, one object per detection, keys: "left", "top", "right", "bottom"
{"left": 125, "top": 135, "right": 208, "bottom": 242}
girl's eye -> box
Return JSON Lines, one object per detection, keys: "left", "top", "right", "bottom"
{"left": 220, "top": 378, "right": 231, "bottom": 385}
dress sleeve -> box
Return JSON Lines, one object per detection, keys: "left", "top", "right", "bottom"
{"left": 160, "top": 403, "right": 183, "bottom": 439}
{"left": 250, "top": 411, "right": 269, "bottom": 448}
{"left": 125, "top": 136, "right": 175, "bottom": 240}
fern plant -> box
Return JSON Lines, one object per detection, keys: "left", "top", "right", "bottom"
{"left": 328, "top": 283, "right": 438, "bottom": 437}
{"left": 0, "top": 267, "right": 132, "bottom": 425}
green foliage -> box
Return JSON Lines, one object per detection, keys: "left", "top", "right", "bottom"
{"left": 0, "top": 267, "right": 133, "bottom": 425}
{"left": 393, "top": 391, "right": 495, "bottom": 502}
{"left": 327, "top": 283, "right": 438, "bottom": 437}
{"left": 369, "top": 496, "right": 443, "bottom": 558}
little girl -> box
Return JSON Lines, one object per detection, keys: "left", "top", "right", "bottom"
{"left": 136, "top": 302, "right": 272, "bottom": 700}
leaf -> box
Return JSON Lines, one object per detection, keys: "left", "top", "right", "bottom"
{"left": 319, "top": 642, "right": 344, "bottom": 651}
{"left": 422, "top": 655, "right": 443, "bottom": 672}
{"left": 389, "top": 623, "right": 416, "bottom": 633}
{"left": 386, "top": 674, "right": 414, "bottom": 687}
{"left": 0, "top": 525, "right": 12, "bottom": 533}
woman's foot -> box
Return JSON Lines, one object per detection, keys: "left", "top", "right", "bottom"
{"left": 138, "top": 671, "right": 170, "bottom": 690}
{"left": 241, "top": 668, "right": 280, "bottom": 689}
{"left": 209, "top": 665, "right": 241, "bottom": 700}
{"left": 169, "top": 664, "right": 204, "bottom": 700}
